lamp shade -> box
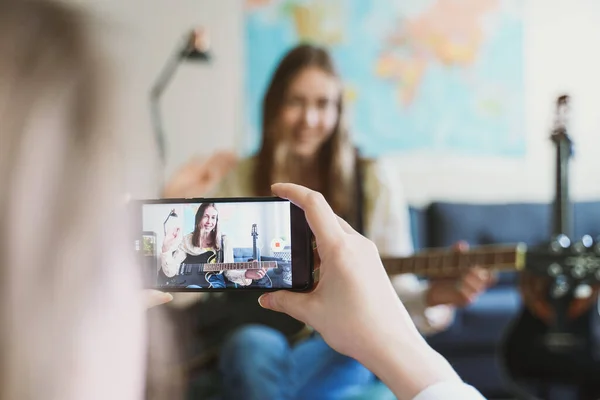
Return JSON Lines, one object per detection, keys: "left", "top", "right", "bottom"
{"left": 181, "top": 27, "right": 210, "bottom": 61}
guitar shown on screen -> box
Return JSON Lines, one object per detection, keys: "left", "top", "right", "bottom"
{"left": 180, "top": 249, "right": 276, "bottom": 275}
{"left": 249, "top": 223, "right": 260, "bottom": 262}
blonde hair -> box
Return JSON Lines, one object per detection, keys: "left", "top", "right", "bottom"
{"left": 0, "top": 1, "right": 177, "bottom": 399}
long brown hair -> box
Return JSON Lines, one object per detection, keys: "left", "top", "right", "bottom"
{"left": 254, "top": 43, "right": 359, "bottom": 226}
{"left": 192, "top": 203, "right": 220, "bottom": 249}
{"left": 0, "top": 1, "right": 180, "bottom": 399}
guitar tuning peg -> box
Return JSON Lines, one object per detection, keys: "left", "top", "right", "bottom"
{"left": 550, "top": 234, "right": 570, "bottom": 253}
{"left": 573, "top": 235, "right": 593, "bottom": 254}
{"left": 594, "top": 236, "right": 600, "bottom": 255}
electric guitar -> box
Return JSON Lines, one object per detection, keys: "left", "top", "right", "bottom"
{"left": 167, "top": 243, "right": 277, "bottom": 288}
{"left": 250, "top": 223, "right": 259, "bottom": 262}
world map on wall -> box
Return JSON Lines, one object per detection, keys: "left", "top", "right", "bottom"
{"left": 244, "top": 0, "right": 525, "bottom": 157}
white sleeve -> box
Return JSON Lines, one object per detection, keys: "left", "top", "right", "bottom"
{"left": 413, "top": 381, "right": 487, "bottom": 400}
{"left": 160, "top": 241, "right": 186, "bottom": 278}
{"left": 367, "top": 161, "right": 455, "bottom": 335}
{"left": 367, "top": 161, "right": 413, "bottom": 257}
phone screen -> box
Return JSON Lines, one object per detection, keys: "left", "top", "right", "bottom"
{"left": 136, "top": 197, "right": 313, "bottom": 292}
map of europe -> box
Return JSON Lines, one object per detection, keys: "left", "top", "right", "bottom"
{"left": 244, "top": 0, "right": 525, "bottom": 157}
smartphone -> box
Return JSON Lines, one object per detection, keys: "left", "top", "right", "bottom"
{"left": 133, "top": 196, "right": 314, "bottom": 292}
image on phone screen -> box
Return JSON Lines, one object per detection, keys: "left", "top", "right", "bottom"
{"left": 139, "top": 198, "right": 312, "bottom": 291}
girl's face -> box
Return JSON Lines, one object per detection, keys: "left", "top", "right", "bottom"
{"left": 278, "top": 67, "right": 341, "bottom": 158}
{"left": 200, "top": 206, "right": 217, "bottom": 232}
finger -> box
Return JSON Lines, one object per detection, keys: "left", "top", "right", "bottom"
{"left": 470, "top": 267, "right": 491, "bottom": 283}
{"left": 461, "top": 274, "right": 487, "bottom": 295}
{"left": 258, "top": 291, "right": 310, "bottom": 322}
{"left": 272, "top": 183, "right": 345, "bottom": 245}
{"left": 452, "top": 241, "right": 469, "bottom": 252}
{"left": 336, "top": 216, "right": 358, "bottom": 235}
{"left": 146, "top": 290, "right": 173, "bottom": 309}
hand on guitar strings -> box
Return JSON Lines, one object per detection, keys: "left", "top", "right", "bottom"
{"left": 243, "top": 259, "right": 268, "bottom": 280}
{"left": 245, "top": 268, "right": 268, "bottom": 280}
{"left": 426, "top": 241, "right": 497, "bottom": 308}
{"left": 258, "top": 183, "right": 465, "bottom": 400}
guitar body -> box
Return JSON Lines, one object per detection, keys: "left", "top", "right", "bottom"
{"left": 499, "top": 95, "right": 600, "bottom": 399}
{"left": 158, "top": 250, "right": 224, "bottom": 288}
{"left": 501, "top": 273, "right": 600, "bottom": 397}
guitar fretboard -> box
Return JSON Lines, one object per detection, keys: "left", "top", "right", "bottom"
{"left": 183, "top": 261, "right": 277, "bottom": 272}
{"left": 381, "top": 243, "right": 527, "bottom": 277}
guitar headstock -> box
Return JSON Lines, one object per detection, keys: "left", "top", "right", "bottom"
{"left": 550, "top": 94, "right": 573, "bottom": 151}
{"left": 525, "top": 234, "right": 600, "bottom": 284}
{"left": 251, "top": 223, "right": 258, "bottom": 238}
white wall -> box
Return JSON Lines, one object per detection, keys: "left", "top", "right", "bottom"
{"left": 141, "top": 201, "right": 291, "bottom": 256}
{"left": 80, "top": 0, "right": 600, "bottom": 207}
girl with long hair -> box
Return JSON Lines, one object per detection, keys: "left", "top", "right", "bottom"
{"left": 160, "top": 202, "right": 264, "bottom": 288}
{"left": 204, "top": 44, "right": 494, "bottom": 399}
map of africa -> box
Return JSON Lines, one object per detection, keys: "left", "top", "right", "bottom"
{"left": 243, "top": 0, "right": 525, "bottom": 157}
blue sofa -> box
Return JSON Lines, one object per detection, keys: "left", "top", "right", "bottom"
{"left": 407, "top": 200, "right": 600, "bottom": 398}
{"left": 348, "top": 200, "right": 600, "bottom": 400}
{"left": 184, "top": 201, "right": 600, "bottom": 399}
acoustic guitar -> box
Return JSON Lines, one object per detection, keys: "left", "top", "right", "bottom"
{"left": 381, "top": 243, "right": 527, "bottom": 276}
{"left": 498, "top": 95, "right": 600, "bottom": 400}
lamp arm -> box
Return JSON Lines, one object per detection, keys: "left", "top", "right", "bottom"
{"left": 149, "top": 41, "right": 187, "bottom": 166}
{"left": 148, "top": 29, "right": 210, "bottom": 168}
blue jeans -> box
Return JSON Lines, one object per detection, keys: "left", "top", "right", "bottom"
{"left": 186, "top": 273, "right": 226, "bottom": 289}
{"left": 219, "top": 325, "right": 375, "bottom": 400}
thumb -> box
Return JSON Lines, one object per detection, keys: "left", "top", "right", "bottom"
{"left": 258, "top": 291, "right": 308, "bottom": 322}
{"left": 146, "top": 290, "right": 173, "bottom": 309}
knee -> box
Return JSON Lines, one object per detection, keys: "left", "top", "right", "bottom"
{"left": 219, "top": 325, "right": 289, "bottom": 370}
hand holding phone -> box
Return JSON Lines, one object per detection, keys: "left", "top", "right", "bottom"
{"left": 258, "top": 184, "right": 419, "bottom": 361}
{"left": 145, "top": 289, "right": 173, "bottom": 309}
{"left": 258, "top": 184, "right": 471, "bottom": 400}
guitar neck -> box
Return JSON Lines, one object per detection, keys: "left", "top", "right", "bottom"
{"left": 551, "top": 95, "right": 574, "bottom": 237}
{"left": 187, "top": 261, "right": 277, "bottom": 272}
{"left": 381, "top": 243, "right": 527, "bottom": 277}
{"left": 553, "top": 135, "right": 574, "bottom": 237}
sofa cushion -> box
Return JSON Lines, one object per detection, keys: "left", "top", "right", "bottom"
{"left": 233, "top": 247, "right": 259, "bottom": 262}
{"left": 426, "top": 202, "right": 550, "bottom": 287}
{"left": 426, "top": 201, "right": 600, "bottom": 249}
{"left": 409, "top": 206, "right": 427, "bottom": 251}
{"left": 421, "top": 201, "right": 600, "bottom": 348}
{"left": 426, "top": 286, "right": 522, "bottom": 349}
{"left": 424, "top": 201, "right": 600, "bottom": 286}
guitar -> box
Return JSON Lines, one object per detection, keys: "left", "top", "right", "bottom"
{"left": 498, "top": 95, "right": 600, "bottom": 399}
{"left": 250, "top": 223, "right": 259, "bottom": 262}
{"left": 381, "top": 243, "right": 527, "bottom": 276}
{"left": 166, "top": 240, "right": 277, "bottom": 288}
{"left": 380, "top": 241, "right": 600, "bottom": 286}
